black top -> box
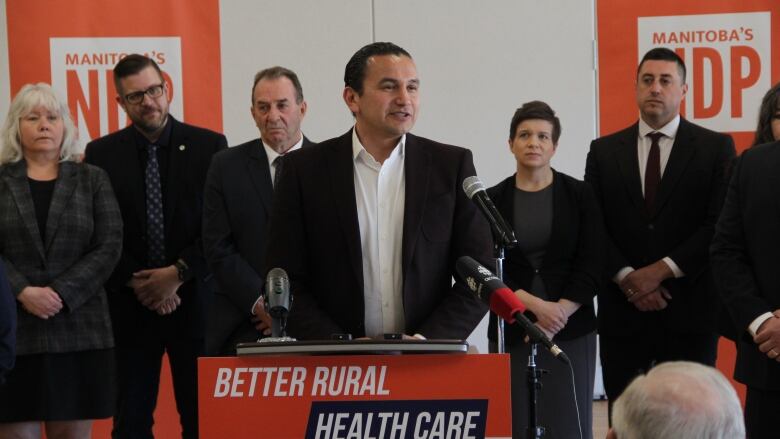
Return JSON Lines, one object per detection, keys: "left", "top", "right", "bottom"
{"left": 513, "top": 184, "right": 553, "bottom": 299}
{"left": 487, "top": 170, "right": 605, "bottom": 341}
{"left": 28, "top": 178, "right": 57, "bottom": 241}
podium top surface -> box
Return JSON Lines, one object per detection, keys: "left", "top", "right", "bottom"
{"left": 235, "top": 339, "right": 469, "bottom": 356}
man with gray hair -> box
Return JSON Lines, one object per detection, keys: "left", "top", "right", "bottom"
{"left": 608, "top": 361, "right": 744, "bottom": 439}
{"left": 203, "top": 66, "right": 314, "bottom": 355}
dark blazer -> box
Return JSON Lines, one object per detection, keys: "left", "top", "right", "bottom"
{"left": 0, "top": 160, "right": 122, "bottom": 354}
{"left": 264, "top": 130, "right": 492, "bottom": 340}
{"left": 0, "top": 259, "right": 16, "bottom": 384}
{"left": 711, "top": 142, "right": 780, "bottom": 390}
{"left": 202, "top": 137, "right": 314, "bottom": 354}
{"left": 84, "top": 117, "right": 227, "bottom": 342}
{"left": 486, "top": 171, "right": 603, "bottom": 342}
{"left": 585, "top": 118, "right": 735, "bottom": 336}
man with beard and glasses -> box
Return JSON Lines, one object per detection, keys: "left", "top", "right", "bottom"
{"left": 85, "top": 54, "right": 226, "bottom": 439}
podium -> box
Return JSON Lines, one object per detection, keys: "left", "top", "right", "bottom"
{"left": 198, "top": 340, "right": 512, "bottom": 438}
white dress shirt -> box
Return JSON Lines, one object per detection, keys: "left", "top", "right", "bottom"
{"left": 614, "top": 116, "right": 683, "bottom": 283}
{"left": 263, "top": 135, "right": 304, "bottom": 187}
{"left": 352, "top": 128, "right": 406, "bottom": 337}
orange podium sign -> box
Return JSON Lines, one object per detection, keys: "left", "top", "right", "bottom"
{"left": 198, "top": 353, "right": 511, "bottom": 439}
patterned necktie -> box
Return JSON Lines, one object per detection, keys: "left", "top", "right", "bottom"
{"left": 146, "top": 144, "right": 165, "bottom": 266}
{"left": 645, "top": 132, "right": 663, "bottom": 214}
{"left": 273, "top": 154, "right": 284, "bottom": 188}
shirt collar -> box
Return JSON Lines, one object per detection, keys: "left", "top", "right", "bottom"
{"left": 351, "top": 126, "right": 406, "bottom": 162}
{"left": 133, "top": 115, "right": 173, "bottom": 149}
{"left": 262, "top": 134, "right": 304, "bottom": 163}
{"left": 638, "top": 114, "right": 680, "bottom": 140}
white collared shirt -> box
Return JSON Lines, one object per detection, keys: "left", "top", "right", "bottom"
{"left": 263, "top": 135, "right": 304, "bottom": 186}
{"left": 637, "top": 115, "right": 679, "bottom": 195}
{"left": 352, "top": 128, "right": 406, "bottom": 337}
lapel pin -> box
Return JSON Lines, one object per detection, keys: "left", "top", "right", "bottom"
{"left": 179, "top": 144, "right": 186, "bottom": 151}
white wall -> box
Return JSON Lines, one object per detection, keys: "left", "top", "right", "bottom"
{"left": 219, "top": 0, "right": 598, "bottom": 354}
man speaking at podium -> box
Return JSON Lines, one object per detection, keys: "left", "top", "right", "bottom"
{"left": 264, "top": 42, "right": 491, "bottom": 341}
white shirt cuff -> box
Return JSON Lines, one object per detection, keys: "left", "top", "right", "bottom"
{"left": 613, "top": 266, "right": 634, "bottom": 284}
{"left": 251, "top": 295, "right": 263, "bottom": 315}
{"left": 748, "top": 312, "right": 774, "bottom": 338}
{"left": 662, "top": 257, "right": 684, "bottom": 278}
{"left": 413, "top": 333, "right": 426, "bottom": 340}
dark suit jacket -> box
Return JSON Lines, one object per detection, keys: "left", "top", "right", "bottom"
{"left": 0, "top": 160, "right": 122, "bottom": 354}
{"left": 264, "top": 130, "right": 491, "bottom": 340}
{"left": 84, "top": 117, "right": 227, "bottom": 342}
{"left": 711, "top": 142, "right": 780, "bottom": 390}
{"left": 486, "top": 171, "right": 603, "bottom": 343}
{"left": 202, "top": 137, "right": 314, "bottom": 354}
{"left": 0, "top": 258, "right": 16, "bottom": 384}
{"left": 585, "top": 118, "right": 735, "bottom": 336}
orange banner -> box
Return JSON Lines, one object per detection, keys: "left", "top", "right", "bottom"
{"left": 597, "top": 0, "right": 780, "bottom": 152}
{"left": 6, "top": 0, "right": 222, "bottom": 149}
{"left": 198, "top": 354, "right": 512, "bottom": 439}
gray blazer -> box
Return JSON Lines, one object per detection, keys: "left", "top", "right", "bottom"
{"left": 0, "top": 160, "right": 122, "bottom": 355}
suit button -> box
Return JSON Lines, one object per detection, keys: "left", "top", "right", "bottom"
{"left": 534, "top": 269, "right": 540, "bottom": 274}
{"left": 648, "top": 224, "right": 655, "bottom": 230}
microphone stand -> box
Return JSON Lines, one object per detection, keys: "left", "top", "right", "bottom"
{"left": 527, "top": 343, "right": 546, "bottom": 438}
{"left": 494, "top": 244, "right": 507, "bottom": 354}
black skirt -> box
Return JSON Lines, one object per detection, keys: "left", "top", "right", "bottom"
{"left": 0, "top": 348, "right": 116, "bottom": 422}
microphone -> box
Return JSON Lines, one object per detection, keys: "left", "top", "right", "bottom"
{"left": 265, "top": 268, "right": 291, "bottom": 338}
{"left": 455, "top": 256, "right": 569, "bottom": 364}
{"left": 462, "top": 176, "right": 517, "bottom": 248}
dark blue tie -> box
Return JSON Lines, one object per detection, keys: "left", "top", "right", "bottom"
{"left": 146, "top": 144, "right": 165, "bottom": 266}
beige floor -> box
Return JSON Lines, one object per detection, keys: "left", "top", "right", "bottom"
{"left": 593, "top": 400, "right": 609, "bottom": 439}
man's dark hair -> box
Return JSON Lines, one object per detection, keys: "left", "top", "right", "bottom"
{"left": 509, "top": 100, "right": 562, "bottom": 144}
{"left": 344, "top": 42, "right": 412, "bottom": 95}
{"left": 637, "top": 47, "right": 687, "bottom": 83}
{"left": 252, "top": 66, "right": 304, "bottom": 104}
{"left": 752, "top": 81, "right": 780, "bottom": 147}
{"left": 113, "top": 54, "right": 163, "bottom": 94}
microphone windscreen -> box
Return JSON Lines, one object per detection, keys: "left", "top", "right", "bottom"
{"left": 489, "top": 287, "right": 526, "bottom": 323}
{"left": 462, "top": 176, "right": 484, "bottom": 200}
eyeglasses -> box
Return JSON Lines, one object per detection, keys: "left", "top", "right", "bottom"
{"left": 124, "top": 84, "right": 165, "bottom": 105}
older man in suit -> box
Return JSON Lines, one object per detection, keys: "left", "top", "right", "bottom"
{"left": 203, "top": 66, "right": 313, "bottom": 355}
{"left": 585, "top": 47, "right": 735, "bottom": 416}
{"left": 265, "top": 42, "right": 491, "bottom": 341}
{"left": 85, "top": 54, "right": 226, "bottom": 439}
{"left": 711, "top": 141, "right": 780, "bottom": 438}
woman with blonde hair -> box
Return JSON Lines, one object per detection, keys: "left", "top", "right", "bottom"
{"left": 0, "top": 83, "right": 122, "bottom": 439}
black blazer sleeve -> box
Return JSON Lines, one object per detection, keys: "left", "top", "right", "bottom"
{"left": 0, "top": 260, "right": 15, "bottom": 383}
{"left": 202, "top": 148, "right": 264, "bottom": 312}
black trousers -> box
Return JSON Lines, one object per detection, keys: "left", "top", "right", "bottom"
{"left": 600, "top": 329, "right": 718, "bottom": 423}
{"left": 746, "top": 386, "right": 780, "bottom": 439}
{"left": 112, "top": 320, "right": 203, "bottom": 439}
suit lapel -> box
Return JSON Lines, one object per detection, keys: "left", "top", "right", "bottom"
{"left": 3, "top": 161, "right": 45, "bottom": 259}
{"left": 164, "top": 118, "right": 187, "bottom": 234}
{"left": 401, "top": 134, "right": 429, "bottom": 278}
{"left": 246, "top": 140, "right": 273, "bottom": 212}
{"left": 652, "top": 118, "right": 696, "bottom": 218}
{"left": 327, "top": 130, "right": 363, "bottom": 291}
{"left": 543, "top": 171, "right": 567, "bottom": 266}
{"left": 614, "top": 124, "right": 647, "bottom": 218}
{"left": 114, "top": 127, "right": 146, "bottom": 230}
{"left": 44, "top": 161, "right": 78, "bottom": 253}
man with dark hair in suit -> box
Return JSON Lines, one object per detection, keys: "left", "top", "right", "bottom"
{"left": 203, "top": 66, "right": 314, "bottom": 355}
{"left": 265, "top": 42, "right": 491, "bottom": 341}
{"left": 585, "top": 47, "right": 735, "bottom": 417}
{"left": 711, "top": 141, "right": 780, "bottom": 438}
{"left": 84, "top": 54, "right": 226, "bottom": 439}
{"left": 0, "top": 260, "right": 15, "bottom": 385}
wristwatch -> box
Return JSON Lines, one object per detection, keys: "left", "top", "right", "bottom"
{"left": 174, "top": 259, "right": 191, "bottom": 282}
